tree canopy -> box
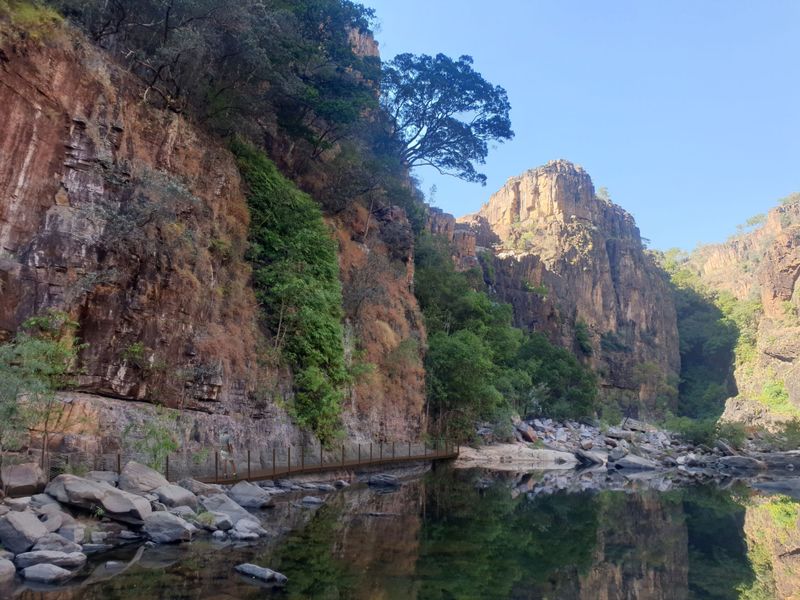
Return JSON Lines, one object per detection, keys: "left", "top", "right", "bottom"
{"left": 381, "top": 53, "right": 514, "bottom": 184}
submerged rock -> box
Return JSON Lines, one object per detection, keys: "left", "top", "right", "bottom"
{"left": 613, "top": 455, "right": 659, "bottom": 471}
{"left": 235, "top": 563, "right": 287, "bottom": 585}
{"left": 199, "top": 494, "right": 252, "bottom": 525}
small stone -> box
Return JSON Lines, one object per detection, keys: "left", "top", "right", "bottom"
{"left": 301, "top": 496, "right": 323, "bottom": 505}
{"left": 333, "top": 480, "right": 350, "bottom": 489}
{"left": 211, "top": 530, "right": 227, "bottom": 540}
{"left": 81, "top": 543, "right": 113, "bottom": 554}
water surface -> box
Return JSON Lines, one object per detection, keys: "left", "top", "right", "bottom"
{"left": 15, "top": 468, "right": 800, "bottom": 599}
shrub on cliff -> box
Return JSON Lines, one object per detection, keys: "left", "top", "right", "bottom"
{"left": 233, "top": 141, "right": 346, "bottom": 443}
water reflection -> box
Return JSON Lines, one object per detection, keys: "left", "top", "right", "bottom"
{"left": 18, "top": 468, "right": 800, "bottom": 600}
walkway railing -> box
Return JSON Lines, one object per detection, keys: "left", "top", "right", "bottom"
{"left": 29, "top": 440, "right": 459, "bottom": 486}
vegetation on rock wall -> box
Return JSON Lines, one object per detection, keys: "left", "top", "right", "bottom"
{"left": 233, "top": 141, "right": 347, "bottom": 443}
{"left": 659, "top": 249, "right": 762, "bottom": 420}
{"left": 415, "top": 233, "right": 596, "bottom": 440}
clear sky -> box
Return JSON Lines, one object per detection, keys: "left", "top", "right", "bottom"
{"left": 363, "top": 0, "right": 800, "bottom": 250}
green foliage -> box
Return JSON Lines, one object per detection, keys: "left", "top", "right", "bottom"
{"left": 0, "top": 310, "right": 81, "bottom": 457}
{"left": 758, "top": 380, "right": 797, "bottom": 415}
{"left": 658, "top": 249, "right": 763, "bottom": 419}
{"left": 51, "top": 0, "right": 378, "bottom": 148}
{"left": 415, "top": 233, "right": 596, "bottom": 439}
{"left": 600, "top": 331, "right": 630, "bottom": 353}
{"left": 574, "top": 320, "right": 593, "bottom": 355}
{"left": 524, "top": 281, "right": 548, "bottom": 296}
{"left": 123, "top": 406, "right": 179, "bottom": 471}
{"left": 381, "top": 53, "right": 513, "bottom": 184}
{"left": 0, "top": 0, "right": 62, "bottom": 39}
{"left": 233, "top": 141, "right": 346, "bottom": 443}
{"left": 665, "top": 416, "right": 746, "bottom": 448}
{"left": 716, "top": 420, "right": 747, "bottom": 448}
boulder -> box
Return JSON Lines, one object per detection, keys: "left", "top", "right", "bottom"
{"left": 613, "top": 455, "right": 659, "bottom": 471}
{"left": 46, "top": 474, "right": 151, "bottom": 523}
{"left": 0, "top": 558, "right": 14, "bottom": 580}
{"left": 227, "top": 481, "right": 272, "bottom": 508}
{"left": 86, "top": 471, "right": 119, "bottom": 486}
{"left": 515, "top": 422, "right": 538, "bottom": 443}
{"left": 22, "top": 563, "right": 75, "bottom": 584}
{"left": 579, "top": 439, "right": 594, "bottom": 450}
{"left": 1, "top": 463, "right": 46, "bottom": 496}
{"left": 169, "top": 506, "right": 196, "bottom": 519}
{"left": 333, "top": 480, "right": 350, "bottom": 489}
{"left": 142, "top": 512, "right": 195, "bottom": 544}
{"left": 717, "top": 456, "right": 767, "bottom": 471}
{"left": 118, "top": 462, "right": 169, "bottom": 494}
{"left": 40, "top": 512, "right": 63, "bottom": 533}
{"left": 178, "top": 478, "right": 223, "bottom": 496}
{"left": 606, "top": 428, "right": 635, "bottom": 442}
{"left": 0, "top": 511, "right": 48, "bottom": 553}
{"left": 30, "top": 494, "right": 59, "bottom": 509}
{"left": 57, "top": 524, "right": 85, "bottom": 544}
{"left": 301, "top": 496, "right": 324, "bottom": 505}
{"left": 200, "top": 494, "right": 252, "bottom": 525}
{"left": 609, "top": 447, "right": 629, "bottom": 462}
{"left": 235, "top": 563, "right": 287, "bottom": 585}
{"left": 575, "top": 449, "right": 606, "bottom": 466}
{"left": 14, "top": 550, "right": 87, "bottom": 570}
{"left": 154, "top": 484, "right": 198, "bottom": 510}
{"left": 230, "top": 518, "right": 267, "bottom": 541}
{"left": 33, "top": 533, "right": 82, "bottom": 553}
{"left": 196, "top": 511, "right": 233, "bottom": 532}
{"left": 5, "top": 497, "right": 31, "bottom": 512}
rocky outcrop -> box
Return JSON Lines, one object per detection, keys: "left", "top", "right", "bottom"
{"left": 0, "top": 21, "right": 426, "bottom": 446}
{"left": 687, "top": 198, "right": 800, "bottom": 422}
{"left": 458, "top": 161, "right": 680, "bottom": 413}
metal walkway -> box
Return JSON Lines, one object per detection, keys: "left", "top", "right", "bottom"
{"left": 199, "top": 443, "right": 459, "bottom": 485}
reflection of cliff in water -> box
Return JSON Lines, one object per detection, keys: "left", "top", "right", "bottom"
{"left": 18, "top": 468, "right": 794, "bottom": 600}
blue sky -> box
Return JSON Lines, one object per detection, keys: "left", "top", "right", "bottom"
{"left": 364, "top": 0, "right": 800, "bottom": 250}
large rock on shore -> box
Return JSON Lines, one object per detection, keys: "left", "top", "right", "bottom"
{"left": 22, "top": 563, "right": 75, "bottom": 584}
{"left": 46, "top": 474, "right": 152, "bottom": 523}
{"left": 1, "top": 463, "right": 46, "bottom": 496}
{"left": 143, "top": 512, "right": 195, "bottom": 543}
{"left": 154, "top": 484, "right": 198, "bottom": 509}
{"left": 235, "top": 563, "right": 287, "bottom": 585}
{"left": 613, "top": 454, "right": 659, "bottom": 471}
{"left": 119, "top": 462, "right": 169, "bottom": 494}
{"left": 717, "top": 456, "right": 767, "bottom": 471}
{"left": 0, "top": 511, "right": 48, "bottom": 553}
{"left": 14, "top": 550, "right": 87, "bottom": 570}
{"left": 199, "top": 494, "right": 252, "bottom": 526}
{"left": 227, "top": 481, "right": 272, "bottom": 508}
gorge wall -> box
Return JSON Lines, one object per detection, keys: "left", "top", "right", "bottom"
{"left": 684, "top": 197, "right": 800, "bottom": 425}
{"left": 450, "top": 161, "right": 680, "bottom": 414}
{"left": 0, "top": 23, "right": 426, "bottom": 451}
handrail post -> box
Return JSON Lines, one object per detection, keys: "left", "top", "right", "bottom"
{"left": 320, "top": 444, "right": 323, "bottom": 468}
{"left": 301, "top": 446, "right": 305, "bottom": 471}
{"left": 247, "top": 449, "right": 251, "bottom": 480}
{"left": 341, "top": 444, "right": 345, "bottom": 467}
{"left": 379, "top": 443, "right": 383, "bottom": 462}
{"left": 409, "top": 441, "right": 411, "bottom": 458}
{"left": 214, "top": 451, "right": 219, "bottom": 483}
{"left": 272, "top": 447, "right": 276, "bottom": 477}
{"left": 117, "top": 452, "right": 121, "bottom": 474}
{"left": 369, "top": 443, "right": 373, "bottom": 462}
{"left": 358, "top": 444, "right": 361, "bottom": 465}
{"left": 287, "top": 446, "right": 291, "bottom": 474}
{"left": 392, "top": 442, "right": 396, "bottom": 460}
{"left": 165, "top": 454, "right": 169, "bottom": 481}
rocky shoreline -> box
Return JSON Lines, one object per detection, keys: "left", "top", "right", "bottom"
{"left": 0, "top": 460, "right": 419, "bottom": 591}
{"left": 464, "top": 417, "right": 800, "bottom": 496}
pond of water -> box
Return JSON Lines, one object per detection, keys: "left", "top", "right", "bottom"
{"left": 15, "top": 467, "right": 800, "bottom": 599}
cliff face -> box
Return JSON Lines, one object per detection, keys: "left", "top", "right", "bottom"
{"left": 686, "top": 199, "right": 800, "bottom": 424}
{"left": 457, "top": 161, "right": 680, "bottom": 413}
{"left": 0, "top": 26, "right": 425, "bottom": 445}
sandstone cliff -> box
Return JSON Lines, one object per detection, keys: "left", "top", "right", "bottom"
{"left": 0, "top": 22, "right": 425, "bottom": 448}
{"left": 455, "top": 161, "right": 680, "bottom": 414}
{"left": 685, "top": 197, "right": 800, "bottom": 425}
